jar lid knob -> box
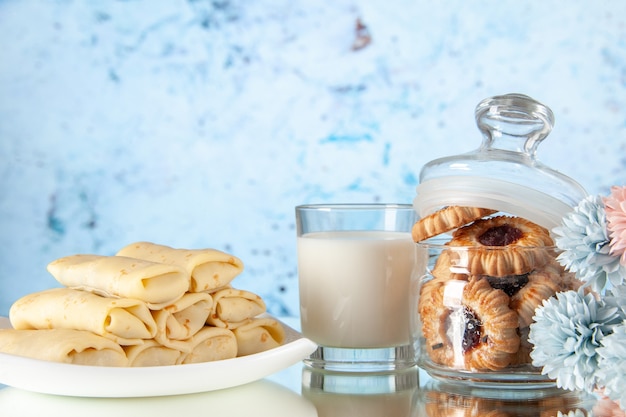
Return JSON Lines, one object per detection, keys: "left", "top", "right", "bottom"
{"left": 475, "top": 93, "right": 555, "bottom": 157}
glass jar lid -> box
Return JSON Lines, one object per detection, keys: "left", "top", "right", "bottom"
{"left": 413, "top": 93, "right": 588, "bottom": 230}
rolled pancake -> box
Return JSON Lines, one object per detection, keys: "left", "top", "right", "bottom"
{"left": 206, "top": 288, "right": 266, "bottom": 329}
{"left": 0, "top": 328, "right": 128, "bottom": 366}
{"left": 233, "top": 317, "right": 285, "bottom": 357}
{"left": 124, "top": 340, "right": 181, "bottom": 367}
{"left": 116, "top": 242, "right": 244, "bottom": 292}
{"left": 47, "top": 254, "right": 189, "bottom": 307}
{"left": 9, "top": 288, "right": 157, "bottom": 345}
{"left": 177, "top": 326, "right": 237, "bottom": 364}
{"left": 153, "top": 292, "right": 213, "bottom": 349}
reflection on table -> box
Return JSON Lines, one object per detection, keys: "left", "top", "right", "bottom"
{"left": 299, "top": 366, "right": 621, "bottom": 417}
{"left": 302, "top": 366, "right": 419, "bottom": 417}
{"left": 416, "top": 376, "right": 594, "bottom": 417}
{"left": 0, "top": 378, "right": 316, "bottom": 417}
{"left": 1, "top": 364, "right": 624, "bottom": 417}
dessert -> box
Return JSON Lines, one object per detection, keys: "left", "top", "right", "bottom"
{"left": 459, "top": 277, "right": 520, "bottom": 370}
{"left": 416, "top": 212, "right": 583, "bottom": 372}
{"left": 412, "top": 206, "right": 497, "bottom": 242}
{"left": 447, "top": 216, "right": 554, "bottom": 276}
{"left": 419, "top": 276, "right": 519, "bottom": 370}
{"left": 509, "top": 260, "right": 577, "bottom": 328}
{"left": 431, "top": 249, "right": 470, "bottom": 281}
{"left": 418, "top": 277, "right": 454, "bottom": 366}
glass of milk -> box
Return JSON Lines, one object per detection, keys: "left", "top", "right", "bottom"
{"left": 296, "top": 204, "right": 417, "bottom": 372}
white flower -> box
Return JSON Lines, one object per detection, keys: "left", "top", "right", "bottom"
{"left": 529, "top": 290, "right": 624, "bottom": 392}
{"left": 597, "top": 320, "right": 626, "bottom": 410}
{"left": 553, "top": 194, "right": 626, "bottom": 295}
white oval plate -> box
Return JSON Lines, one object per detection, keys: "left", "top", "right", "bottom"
{"left": 0, "top": 316, "right": 316, "bottom": 398}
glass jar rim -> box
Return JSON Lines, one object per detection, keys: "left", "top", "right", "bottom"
{"left": 416, "top": 242, "right": 558, "bottom": 250}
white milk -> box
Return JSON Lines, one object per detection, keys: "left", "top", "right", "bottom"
{"left": 298, "top": 230, "right": 415, "bottom": 348}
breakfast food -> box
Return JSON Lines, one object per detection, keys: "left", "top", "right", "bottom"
{"left": 0, "top": 242, "right": 283, "bottom": 367}
{"left": 415, "top": 210, "right": 583, "bottom": 373}
{"left": 124, "top": 340, "right": 182, "bottom": 367}
{"left": 177, "top": 326, "right": 238, "bottom": 364}
{"left": 47, "top": 254, "right": 189, "bottom": 308}
{"left": 0, "top": 329, "right": 128, "bottom": 366}
{"left": 152, "top": 292, "right": 213, "bottom": 349}
{"left": 116, "top": 242, "right": 244, "bottom": 292}
{"left": 412, "top": 206, "right": 497, "bottom": 242}
{"left": 447, "top": 216, "right": 554, "bottom": 276}
{"left": 232, "top": 317, "right": 286, "bottom": 357}
{"left": 206, "top": 287, "right": 267, "bottom": 329}
{"left": 9, "top": 288, "right": 157, "bottom": 345}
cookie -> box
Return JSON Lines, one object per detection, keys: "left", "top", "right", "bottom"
{"left": 431, "top": 248, "right": 470, "bottom": 281}
{"left": 460, "top": 277, "right": 520, "bottom": 370}
{"left": 419, "top": 276, "right": 520, "bottom": 371}
{"left": 509, "top": 326, "right": 533, "bottom": 366}
{"left": 447, "top": 216, "right": 554, "bottom": 276}
{"left": 412, "top": 206, "right": 497, "bottom": 242}
{"left": 509, "top": 262, "right": 571, "bottom": 328}
{"left": 419, "top": 277, "right": 455, "bottom": 366}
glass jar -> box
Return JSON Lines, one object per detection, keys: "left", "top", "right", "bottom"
{"left": 410, "top": 93, "right": 588, "bottom": 387}
{"left": 414, "top": 93, "right": 587, "bottom": 229}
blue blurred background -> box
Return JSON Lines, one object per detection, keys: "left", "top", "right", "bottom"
{"left": 1, "top": 0, "right": 625, "bottom": 317}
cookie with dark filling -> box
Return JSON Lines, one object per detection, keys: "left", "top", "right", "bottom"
{"left": 419, "top": 276, "right": 520, "bottom": 371}
{"left": 447, "top": 216, "right": 554, "bottom": 276}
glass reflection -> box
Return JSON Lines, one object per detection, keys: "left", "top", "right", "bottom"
{"left": 302, "top": 367, "right": 419, "bottom": 417}
{"left": 415, "top": 378, "right": 596, "bottom": 417}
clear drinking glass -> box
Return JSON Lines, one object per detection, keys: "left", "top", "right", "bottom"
{"left": 296, "top": 203, "right": 417, "bottom": 372}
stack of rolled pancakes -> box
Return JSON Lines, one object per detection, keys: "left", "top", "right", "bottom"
{"left": 0, "top": 242, "right": 285, "bottom": 367}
